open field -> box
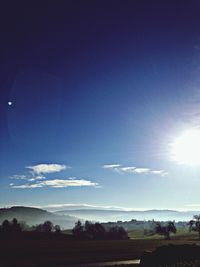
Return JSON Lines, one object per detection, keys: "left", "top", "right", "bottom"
{"left": 128, "top": 228, "right": 197, "bottom": 239}
{"left": 1, "top": 233, "right": 200, "bottom": 267}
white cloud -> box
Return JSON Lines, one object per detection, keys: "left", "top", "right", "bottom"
{"left": 12, "top": 184, "right": 43, "bottom": 189}
{"left": 40, "top": 179, "right": 98, "bottom": 188}
{"left": 102, "top": 164, "right": 121, "bottom": 169}
{"left": 103, "top": 164, "right": 167, "bottom": 176}
{"left": 28, "top": 178, "right": 36, "bottom": 182}
{"left": 10, "top": 175, "right": 27, "bottom": 180}
{"left": 26, "top": 164, "right": 68, "bottom": 174}
{"left": 32, "top": 175, "right": 46, "bottom": 180}
{"left": 10, "top": 174, "right": 46, "bottom": 181}
{"left": 11, "top": 178, "right": 99, "bottom": 189}
{"left": 27, "top": 175, "right": 46, "bottom": 181}
{"left": 133, "top": 168, "right": 151, "bottom": 174}
{"left": 10, "top": 163, "right": 69, "bottom": 182}
{"left": 120, "top": 167, "right": 137, "bottom": 172}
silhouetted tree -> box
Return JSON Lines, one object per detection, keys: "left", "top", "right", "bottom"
{"left": 34, "top": 223, "right": 43, "bottom": 232}
{"left": 84, "top": 221, "right": 106, "bottom": 239}
{"left": 188, "top": 215, "right": 200, "bottom": 239}
{"left": 93, "top": 223, "right": 106, "bottom": 239}
{"left": 43, "top": 221, "right": 53, "bottom": 232}
{"left": 1, "top": 219, "right": 11, "bottom": 233}
{"left": 54, "top": 224, "right": 61, "bottom": 234}
{"left": 72, "top": 220, "right": 84, "bottom": 238}
{"left": 72, "top": 221, "right": 128, "bottom": 240}
{"left": 12, "top": 218, "right": 22, "bottom": 233}
{"left": 84, "top": 220, "right": 95, "bottom": 239}
{"left": 35, "top": 221, "right": 54, "bottom": 232}
{"left": 0, "top": 218, "right": 22, "bottom": 235}
{"left": 155, "top": 221, "right": 176, "bottom": 240}
{"left": 107, "top": 226, "right": 128, "bottom": 240}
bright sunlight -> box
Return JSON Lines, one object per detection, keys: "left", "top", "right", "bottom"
{"left": 171, "top": 129, "right": 200, "bottom": 165}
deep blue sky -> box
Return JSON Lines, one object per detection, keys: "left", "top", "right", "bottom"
{"left": 1, "top": 0, "right": 200, "bottom": 211}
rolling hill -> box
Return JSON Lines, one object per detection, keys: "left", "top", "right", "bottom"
{"left": 0, "top": 206, "right": 78, "bottom": 229}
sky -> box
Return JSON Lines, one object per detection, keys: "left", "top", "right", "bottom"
{"left": 1, "top": 0, "right": 200, "bottom": 211}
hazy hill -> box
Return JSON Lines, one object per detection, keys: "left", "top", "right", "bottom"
{"left": 55, "top": 209, "right": 199, "bottom": 222}
{"left": 1, "top": 206, "right": 198, "bottom": 228}
{"left": 0, "top": 206, "right": 78, "bottom": 229}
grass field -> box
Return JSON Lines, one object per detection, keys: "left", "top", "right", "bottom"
{"left": 128, "top": 228, "right": 197, "bottom": 239}
{"left": 1, "top": 232, "right": 200, "bottom": 267}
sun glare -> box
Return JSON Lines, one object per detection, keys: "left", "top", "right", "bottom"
{"left": 171, "top": 129, "right": 200, "bottom": 165}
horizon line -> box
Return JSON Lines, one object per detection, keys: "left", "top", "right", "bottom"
{"left": 1, "top": 203, "right": 200, "bottom": 213}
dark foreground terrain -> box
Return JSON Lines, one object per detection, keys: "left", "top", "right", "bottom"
{"left": 1, "top": 236, "right": 200, "bottom": 267}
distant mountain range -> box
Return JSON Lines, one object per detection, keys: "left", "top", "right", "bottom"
{"left": 0, "top": 206, "right": 78, "bottom": 229}
{"left": 1, "top": 206, "right": 199, "bottom": 228}
{"left": 55, "top": 208, "right": 200, "bottom": 222}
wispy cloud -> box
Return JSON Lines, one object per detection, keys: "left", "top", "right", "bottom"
{"left": 10, "top": 174, "right": 45, "bottom": 181}
{"left": 120, "top": 167, "right": 137, "bottom": 172}
{"left": 103, "top": 164, "right": 167, "bottom": 176}
{"left": 102, "top": 164, "right": 121, "bottom": 169}
{"left": 10, "top": 178, "right": 99, "bottom": 189}
{"left": 26, "top": 164, "right": 68, "bottom": 174}
{"left": 11, "top": 184, "right": 43, "bottom": 189}
{"left": 10, "top": 175, "right": 28, "bottom": 180}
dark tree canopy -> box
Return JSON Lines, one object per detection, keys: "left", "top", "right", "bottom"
{"left": 34, "top": 220, "right": 54, "bottom": 232}
{"left": 188, "top": 215, "right": 200, "bottom": 239}
{"left": 107, "top": 226, "right": 129, "bottom": 240}
{"left": 54, "top": 224, "right": 61, "bottom": 234}
{"left": 155, "top": 221, "right": 176, "bottom": 240}
{"left": 72, "top": 221, "right": 128, "bottom": 240}
{"left": 0, "top": 218, "right": 22, "bottom": 234}
{"left": 72, "top": 220, "right": 84, "bottom": 238}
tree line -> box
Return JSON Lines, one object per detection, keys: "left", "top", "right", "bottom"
{"left": 146, "top": 215, "right": 200, "bottom": 240}
{"left": 72, "top": 220, "right": 128, "bottom": 240}
{"left": 0, "top": 218, "right": 61, "bottom": 235}
{"left": 1, "top": 215, "right": 200, "bottom": 240}
{"left": 0, "top": 218, "right": 128, "bottom": 240}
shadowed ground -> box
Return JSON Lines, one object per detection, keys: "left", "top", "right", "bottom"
{"left": 1, "top": 236, "right": 200, "bottom": 267}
